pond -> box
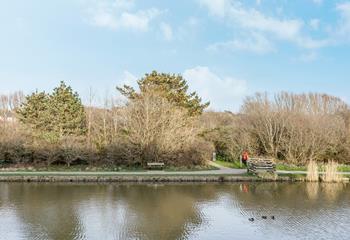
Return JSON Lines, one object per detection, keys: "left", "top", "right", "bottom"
{"left": 0, "top": 182, "right": 349, "bottom": 240}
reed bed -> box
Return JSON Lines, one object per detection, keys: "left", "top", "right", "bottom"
{"left": 306, "top": 160, "right": 319, "bottom": 182}
{"left": 322, "top": 161, "right": 341, "bottom": 183}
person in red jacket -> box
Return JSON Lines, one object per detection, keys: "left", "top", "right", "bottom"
{"left": 241, "top": 150, "right": 249, "bottom": 166}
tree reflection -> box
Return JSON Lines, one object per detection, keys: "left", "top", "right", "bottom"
{"left": 0, "top": 182, "right": 349, "bottom": 240}
{"left": 0, "top": 183, "right": 221, "bottom": 240}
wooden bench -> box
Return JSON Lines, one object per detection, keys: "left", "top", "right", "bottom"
{"left": 247, "top": 158, "right": 276, "bottom": 174}
{"left": 147, "top": 162, "right": 165, "bottom": 170}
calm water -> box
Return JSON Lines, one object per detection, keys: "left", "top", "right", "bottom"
{"left": 0, "top": 182, "right": 349, "bottom": 240}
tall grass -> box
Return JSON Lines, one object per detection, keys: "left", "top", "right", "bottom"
{"left": 306, "top": 160, "right": 319, "bottom": 182}
{"left": 322, "top": 161, "right": 341, "bottom": 183}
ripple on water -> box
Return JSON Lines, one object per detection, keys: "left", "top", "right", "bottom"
{"left": 0, "top": 182, "right": 349, "bottom": 240}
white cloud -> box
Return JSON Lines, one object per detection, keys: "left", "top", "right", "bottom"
{"left": 84, "top": 0, "right": 162, "bottom": 32}
{"left": 160, "top": 22, "right": 173, "bottom": 41}
{"left": 309, "top": 18, "right": 320, "bottom": 30}
{"left": 198, "top": 0, "right": 329, "bottom": 51}
{"left": 335, "top": 2, "right": 350, "bottom": 38}
{"left": 198, "top": 0, "right": 303, "bottom": 40}
{"left": 183, "top": 66, "right": 247, "bottom": 111}
{"left": 197, "top": 0, "right": 229, "bottom": 17}
{"left": 121, "top": 70, "right": 138, "bottom": 86}
{"left": 115, "top": 70, "right": 139, "bottom": 102}
{"left": 207, "top": 33, "right": 274, "bottom": 54}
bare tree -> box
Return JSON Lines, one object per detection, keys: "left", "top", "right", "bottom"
{"left": 119, "top": 91, "right": 210, "bottom": 166}
{"left": 238, "top": 92, "right": 349, "bottom": 164}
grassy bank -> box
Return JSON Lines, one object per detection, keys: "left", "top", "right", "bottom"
{"left": 215, "top": 160, "right": 350, "bottom": 172}
{"left": 0, "top": 172, "right": 298, "bottom": 183}
{"left": 0, "top": 164, "right": 218, "bottom": 173}
{"left": 214, "top": 160, "right": 246, "bottom": 169}
{"left": 278, "top": 163, "right": 350, "bottom": 172}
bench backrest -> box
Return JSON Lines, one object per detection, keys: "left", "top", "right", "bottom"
{"left": 147, "top": 162, "right": 165, "bottom": 166}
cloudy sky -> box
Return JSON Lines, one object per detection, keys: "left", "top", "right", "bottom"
{"left": 1, "top": 0, "right": 350, "bottom": 111}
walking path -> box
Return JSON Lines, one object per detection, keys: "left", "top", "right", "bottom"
{"left": 0, "top": 162, "right": 246, "bottom": 176}
{"left": 0, "top": 162, "right": 348, "bottom": 176}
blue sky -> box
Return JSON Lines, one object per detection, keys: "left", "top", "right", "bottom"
{"left": 1, "top": 0, "right": 350, "bottom": 111}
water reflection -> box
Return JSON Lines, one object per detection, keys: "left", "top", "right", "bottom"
{"left": 0, "top": 183, "right": 349, "bottom": 240}
{"left": 306, "top": 182, "right": 319, "bottom": 200}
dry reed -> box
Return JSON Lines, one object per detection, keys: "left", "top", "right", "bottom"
{"left": 322, "top": 161, "right": 341, "bottom": 183}
{"left": 306, "top": 160, "right": 319, "bottom": 182}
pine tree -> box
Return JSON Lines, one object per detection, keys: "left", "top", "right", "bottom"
{"left": 117, "top": 71, "right": 209, "bottom": 116}
{"left": 16, "top": 91, "right": 50, "bottom": 132}
{"left": 49, "top": 81, "right": 87, "bottom": 136}
{"left": 17, "top": 81, "right": 87, "bottom": 137}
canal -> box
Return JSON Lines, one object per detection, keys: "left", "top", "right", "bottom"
{"left": 0, "top": 182, "right": 348, "bottom": 240}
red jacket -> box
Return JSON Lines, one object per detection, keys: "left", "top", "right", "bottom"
{"left": 242, "top": 152, "right": 249, "bottom": 161}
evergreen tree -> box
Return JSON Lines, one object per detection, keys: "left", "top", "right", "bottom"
{"left": 16, "top": 91, "right": 50, "bottom": 132}
{"left": 17, "top": 81, "right": 87, "bottom": 137}
{"left": 117, "top": 71, "right": 209, "bottom": 116}
{"left": 49, "top": 81, "right": 87, "bottom": 136}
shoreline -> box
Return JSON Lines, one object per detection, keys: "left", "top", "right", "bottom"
{"left": 0, "top": 173, "right": 303, "bottom": 183}
{"left": 0, "top": 166, "right": 348, "bottom": 182}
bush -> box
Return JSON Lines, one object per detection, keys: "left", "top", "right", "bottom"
{"left": 114, "top": 91, "right": 212, "bottom": 167}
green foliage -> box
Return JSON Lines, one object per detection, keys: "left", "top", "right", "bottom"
{"left": 49, "top": 82, "right": 87, "bottom": 136}
{"left": 16, "top": 91, "right": 50, "bottom": 132}
{"left": 17, "top": 81, "right": 87, "bottom": 138}
{"left": 117, "top": 70, "right": 209, "bottom": 116}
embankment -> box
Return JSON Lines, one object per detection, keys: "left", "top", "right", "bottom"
{"left": 0, "top": 174, "right": 298, "bottom": 182}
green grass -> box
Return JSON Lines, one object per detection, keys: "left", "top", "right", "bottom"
{"left": 276, "top": 164, "right": 306, "bottom": 171}
{"left": 164, "top": 165, "right": 219, "bottom": 171}
{"left": 0, "top": 164, "right": 147, "bottom": 172}
{"left": 277, "top": 173, "right": 307, "bottom": 181}
{"left": 277, "top": 163, "right": 350, "bottom": 172}
{"left": 0, "top": 164, "right": 219, "bottom": 173}
{"left": 215, "top": 160, "right": 246, "bottom": 169}
{"left": 317, "top": 164, "right": 350, "bottom": 172}
{"left": 336, "top": 165, "right": 350, "bottom": 172}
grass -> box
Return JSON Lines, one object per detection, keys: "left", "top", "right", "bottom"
{"left": 0, "top": 171, "right": 254, "bottom": 177}
{"left": 276, "top": 163, "right": 350, "bottom": 172}
{"left": 276, "top": 164, "right": 306, "bottom": 171}
{"left": 216, "top": 159, "right": 308, "bottom": 171}
{"left": 164, "top": 165, "right": 219, "bottom": 171}
{"left": 0, "top": 164, "right": 219, "bottom": 173}
{"left": 215, "top": 160, "right": 246, "bottom": 169}
{"left": 336, "top": 164, "right": 350, "bottom": 172}
{"left": 278, "top": 173, "right": 306, "bottom": 179}
{"left": 0, "top": 164, "right": 147, "bottom": 172}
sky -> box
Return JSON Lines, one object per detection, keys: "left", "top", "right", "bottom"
{"left": 0, "top": 0, "right": 350, "bottom": 111}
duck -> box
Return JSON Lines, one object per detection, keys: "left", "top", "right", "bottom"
{"left": 271, "top": 216, "right": 275, "bottom": 220}
{"left": 262, "top": 216, "right": 267, "bottom": 219}
{"left": 249, "top": 218, "right": 255, "bottom": 222}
